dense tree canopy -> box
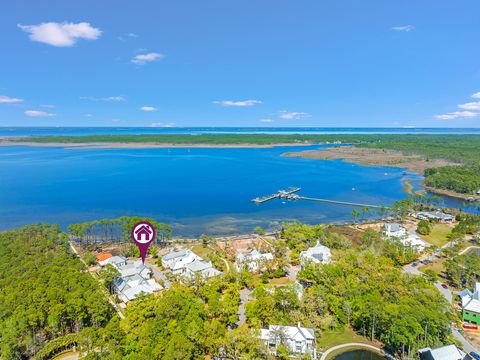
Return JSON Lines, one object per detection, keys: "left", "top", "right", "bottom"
{"left": 0, "top": 224, "right": 114, "bottom": 359}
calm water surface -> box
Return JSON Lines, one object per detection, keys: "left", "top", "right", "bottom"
{"left": 0, "top": 144, "right": 474, "bottom": 236}
{"left": 332, "top": 349, "right": 385, "bottom": 360}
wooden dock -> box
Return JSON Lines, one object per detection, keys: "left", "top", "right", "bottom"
{"left": 252, "top": 187, "right": 301, "bottom": 204}
{"left": 252, "top": 187, "right": 383, "bottom": 209}
{"left": 299, "top": 196, "right": 383, "bottom": 209}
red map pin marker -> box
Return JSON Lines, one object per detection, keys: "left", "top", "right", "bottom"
{"left": 131, "top": 221, "right": 156, "bottom": 264}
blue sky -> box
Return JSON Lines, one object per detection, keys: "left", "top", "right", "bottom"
{"left": 1, "top": 0, "right": 479, "bottom": 127}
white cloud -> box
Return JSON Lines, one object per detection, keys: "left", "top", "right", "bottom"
{"left": 150, "top": 122, "right": 176, "bottom": 127}
{"left": 458, "top": 101, "right": 480, "bottom": 111}
{"left": 140, "top": 106, "right": 158, "bottom": 111}
{"left": 278, "top": 110, "right": 310, "bottom": 120}
{"left": 84, "top": 114, "right": 93, "bottom": 118}
{"left": 131, "top": 52, "right": 163, "bottom": 65}
{"left": 434, "top": 111, "right": 477, "bottom": 120}
{"left": 111, "top": 119, "right": 122, "bottom": 122}
{"left": 471, "top": 92, "right": 480, "bottom": 99}
{"left": 25, "top": 110, "right": 56, "bottom": 117}
{"left": 0, "top": 95, "right": 23, "bottom": 103}
{"left": 118, "top": 33, "right": 138, "bottom": 41}
{"left": 260, "top": 119, "right": 274, "bottom": 123}
{"left": 18, "top": 22, "right": 101, "bottom": 47}
{"left": 213, "top": 100, "right": 262, "bottom": 107}
{"left": 392, "top": 25, "right": 415, "bottom": 32}
{"left": 80, "top": 96, "right": 126, "bottom": 102}
{"left": 40, "top": 104, "right": 55, "bottom": 108}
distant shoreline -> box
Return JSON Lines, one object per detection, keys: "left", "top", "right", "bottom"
{"left": 0, "top": 141, "right": 315, "bottom": 149}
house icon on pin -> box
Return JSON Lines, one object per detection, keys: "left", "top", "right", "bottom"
{"left": 135, "top": 225, "right": 153, "bottom": 241}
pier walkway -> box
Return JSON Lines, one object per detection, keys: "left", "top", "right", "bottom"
{"left": 299, "top": 196, "right": 383, "bottom": 209}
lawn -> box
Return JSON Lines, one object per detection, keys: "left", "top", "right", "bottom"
{"left": 191, "top": 244, "right": 215, "bottom": 258}
{"left": 269, "top": 277, "right": 291, "bottom": 285}
{"left": 420, "top": 223, "right": 452, "bottom": 247}
{"left": 317, "top": 327, "right": 372, "bottom": 351}
{"left": 419, "top": 258, "right": 446, "bottom": 277}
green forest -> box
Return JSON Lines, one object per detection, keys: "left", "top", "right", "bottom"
{"left": 0, "top": 221, "right": 461, "bottom": 359}
{"left": 0, "top": 224, "right": 114, "bottom": 359}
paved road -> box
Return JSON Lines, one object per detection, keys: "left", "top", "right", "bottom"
{"left": 319, "top": 343, "right": 394, "bottom": 360}
{"left": 236, "top": 288, "right": 252, "bottom": 327}
{"left": 459, "top": 245, "right": 480, "bottom": 256}
{"left": 401, "top": 241, "right": 479, "bottom": 353}
{"left": 452, "top": 327, "right": 477, "bottom": 354}
{"left": 150, "top": 263, "right": 171, "bottom": 289}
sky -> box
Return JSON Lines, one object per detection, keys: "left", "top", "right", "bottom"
{"left": 1, "top": 0, "right": 479, "bottom": 128}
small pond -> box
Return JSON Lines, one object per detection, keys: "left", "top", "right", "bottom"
{"left": 332, "top": 349, "right": 385, "bottom": 360}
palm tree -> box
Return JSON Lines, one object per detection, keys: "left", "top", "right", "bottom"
{"left": 352, "top": 209, "right": 359, "bottom": 224}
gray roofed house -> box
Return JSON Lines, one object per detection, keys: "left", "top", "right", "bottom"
{"left": 300, "top": 242, "right": 331, "bottom": 269}
{"left": 109, "top": 259, "right": 162, "bottom": 303}
{"left": 162, "top": 249, "right": 201, "bottom": 274}
{"left": 184, "top": 259, "right": 221, "bottom": 279}
{"left": 260, "top": 323, "right": 316, "bottom": 358}
{"left": 415, "top": 211, "right": 455, "bottom": 222}
{"left": 383, "top": 223, "right": 407, "bottom": 238}
{"left": 162, "top": 249, "right": 190, "bottom": 261}
{"left": 418, "top": 344, "right": 467, "bottom": 360}
{"left": 106, "top": 255, "right": 127, "bottom": 267}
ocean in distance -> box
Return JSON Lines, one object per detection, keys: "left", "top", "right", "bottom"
{"left": 1, "top": 126, "right": 480, "bottom": 136}
{"left": 0, "top": 143, "right": 475, "bottom": 236}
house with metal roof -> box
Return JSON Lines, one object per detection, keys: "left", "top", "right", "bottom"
{"left": 184, "top": 259, "right": 221, "bottom": 279}
{"left": 235, "top": 249, "right": 274, "bottom": 272}
{"left": 162, "top": 249, "right": 201, "bottom": 274}
{"left": 415, "top": 211, "right": 455, "bottom": 223}
{"left": 104, "top": 255, "right": 127, "bottom": 268}
{"left": 300, "top": 242, "right": 331, "bottom": 269}
{"left": 418, "top": 344, "right": 467, "bottom": 360}
{"left": 383, "top": 223, "right": 407, "bottom": 238}
{"left": 260, "top": 323, "right": 316, "bottom": 358}
{"left": 108, "top": 258, "right": 162, "bottom": 303}
{"left": 461, "top": 283, "right": 480, "bottom": 325}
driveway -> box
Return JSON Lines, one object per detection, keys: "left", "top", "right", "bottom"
{"left": 236, "top": 288, "right": 252, "bottom": 327}
{"left": 150, "top": 264, "right": 171, "bottom": 289}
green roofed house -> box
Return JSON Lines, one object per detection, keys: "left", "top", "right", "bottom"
{"left": 460, "top": 283, "right": 480, "bottom": 325}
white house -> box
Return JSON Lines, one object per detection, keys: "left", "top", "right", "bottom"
{"left": 401, "top": 234, "right": 429, "bottom": 251}
{"left": 236, "top": 249, "right": 274, "bottom": 272}
{"left": 415, "top": 211, "right": 455, "bottom": 223}
{"left": 260, "top": 323, "right": 316, "bottom": 358}
{"left": 162, "top": 249, "right": 221, "bottom": 279}
{"left": 383, "top": 223, "right": 407, "bottom": 238}
{"left": 104, "top": 255, "right": 127, "bottom": 268}
{"left": 184, "top": 259, "right": 221, "bottom": 279}
{"left": 300, "top": 242, "right": 331, "bottom": 269}
{"left": 162, "top": 249, "right": 201, "bottom": 274}
{"left": 418, "top": 344, "right": 466, "bottom": 360}
{"left": 113, "top": 276, "right": 162, "bottom": 303}
{"left": 110, "top": 260, "right": 162, "bottom": 303}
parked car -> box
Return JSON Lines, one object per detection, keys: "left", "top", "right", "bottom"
{"left": 441, "top": 283, "right": 449, "bottom": 289}
{"left": 470, "top": 351, "right": 480, "bottom": 360}
{"left": 463, "top": 323, "right": 478, "bottom": 330}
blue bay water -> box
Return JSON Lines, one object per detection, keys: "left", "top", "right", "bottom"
{"left": 0, "top": 145, "right": 475, "bottom": 236}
